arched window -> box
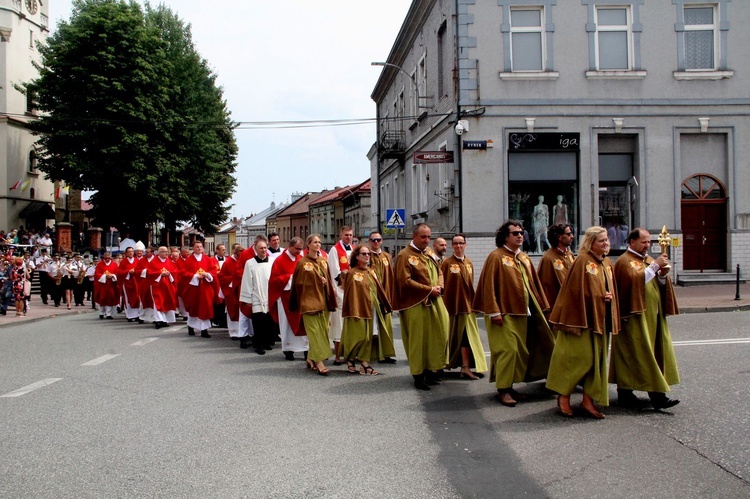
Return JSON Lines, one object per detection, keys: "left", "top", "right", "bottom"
{"left": 28, "top": 150, "right": 39, "bottom": 173}
{"left": 681, "top": 174, "right": 726, "bottom": 200}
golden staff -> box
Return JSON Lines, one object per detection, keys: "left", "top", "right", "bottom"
{"left": 658, "top": 225, "right": 672, "bottom": 270}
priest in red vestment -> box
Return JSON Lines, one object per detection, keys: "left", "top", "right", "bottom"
{"left": 182, "top": 241, "right": 219, "bottom": 338}
{"left": 94, "top": 252, "right": 120, "bottom": 319}
{"left": 136, "top": 246, "right": 155, "bottom": 323}
{"left": 218, "top": 243, "right": 242, "bottom": 338}
{"left": 268, "top": 238, "right": 307, "bottom": 359}
{"left": 147, "top": 246, "right": 179, "bottom": 329}
{"left": 117, "top": 246, "right": 142, "bottom": 322}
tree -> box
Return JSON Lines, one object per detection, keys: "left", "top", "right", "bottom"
{"left": 25, "top": 0, "right": 237, "bottom": 240}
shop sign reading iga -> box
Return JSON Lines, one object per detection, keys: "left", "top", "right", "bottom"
{"left": 413, "top": 151, "right": 454, "bottom": 164}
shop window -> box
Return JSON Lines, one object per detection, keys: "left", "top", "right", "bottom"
{"left": 508, "top": 133, "right": 580, "bottom": 254}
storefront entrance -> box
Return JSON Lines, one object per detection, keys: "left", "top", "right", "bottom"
{"left": 681, "top": 174, "right": 727, "bottom": 272}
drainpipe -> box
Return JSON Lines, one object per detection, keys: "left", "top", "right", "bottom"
{"left": 454, "top": 0, "right": 463, "bottom": 232}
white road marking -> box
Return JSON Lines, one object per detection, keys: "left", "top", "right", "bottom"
{"left": 81, "top": 354, "right": 121, "bottom": 366}
{"left": 131, "top": 338, "right": 159, "bottom": 346}
{"left": 1, "top": 378, "right": 63, "bottom": 398}
{"left": 673, "top": 338, "right": 750, "bottom": 346}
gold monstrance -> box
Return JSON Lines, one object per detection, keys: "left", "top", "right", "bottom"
{"left": 658, "top": 225, "right": 672, "bottom": 270}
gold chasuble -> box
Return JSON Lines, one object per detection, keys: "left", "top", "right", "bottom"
{"left": 472, "top": 247, "right": 555, "bottom": 389}
{"left": 394, "top": 245, "right": 449, "bottom": 375}
{"left": 546, "top": 251, "right": 619, "bottom": 405}
{"left": 609, "top": 250, "right": 680, "bottom": 392}
{"left": 440, "top": 255, "right": 487, "bottom": 373}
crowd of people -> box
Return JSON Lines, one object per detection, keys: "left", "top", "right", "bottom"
{"left": 14, "top": 221, "right": 680, "bottom": 419}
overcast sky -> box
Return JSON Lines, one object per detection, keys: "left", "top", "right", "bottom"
{"left": 49, "top": 1, "right": 411, "bottom": 219}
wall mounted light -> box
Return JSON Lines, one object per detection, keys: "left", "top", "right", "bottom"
{"left": 525, "top": 118, "right": 536, "bottom": 132}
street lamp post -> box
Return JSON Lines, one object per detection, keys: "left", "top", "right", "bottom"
{"left": 371, "top": 62, "right": 421, "bottom": 114}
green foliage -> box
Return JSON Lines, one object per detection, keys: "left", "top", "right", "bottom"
{"left": 25, "top": 0, "right": 237, "bottom": 235}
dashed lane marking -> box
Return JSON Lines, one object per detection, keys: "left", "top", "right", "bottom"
{"left": 131, "top": 338, "right": 159, "bottom": 346}
{"left": 81, "top": 354, "right": 121, "bottom": 366}
{"left": 1, "top": 378, "right": 63, "bottom": 398}
{"left": 673, "top": 338, "right": 750, "bottom": 346}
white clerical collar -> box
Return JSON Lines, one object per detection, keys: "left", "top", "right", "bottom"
{"left": 194, "top": 253, "right": 203, "bottom": 261}
{"left": 627, "top": 247, "right": 646, "bottom": 259}
{"left": 127, "top": 257, "right": 134, "bottom": 263}
{"left": 409, "top": 242, "right": 424, "bottom": 253}
{"left": 454, "top": 255, "right": 465, "bottom": 261}
{"left": 285, "top": 249, "right": 296, "bottom": 261}
{"left": 503, "top": 245, "right": 521, "bottom": 255}
{"left": 159, "top": 256, "right": 168, "bottom": 262}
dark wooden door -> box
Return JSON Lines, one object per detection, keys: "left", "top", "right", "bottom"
{"left": 681, "top": 200, "right": 727, "bottom": 271}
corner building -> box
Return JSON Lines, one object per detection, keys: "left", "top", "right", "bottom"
{"left": 370, "top": 0, "right": 750, "bottom": 279}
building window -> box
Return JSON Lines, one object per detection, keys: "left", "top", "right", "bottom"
{"left": 437, "top": 21, "right": 448, "bottom": 98}
{"left": 595, "top": 7, "right": 631, "bottom": 70}
{"left": 509, "top": 8, "right": 544, "bottom": 71}
{"left": 416, "top": 55, "right": 426, "bottom": 112}
{"left": 28, "top": 150, "right": 39, "bottom": 173}
{"left": 683, "top": 5, "right": 717, "bottom": 70}
{"left": 673, "top": 1, "right": 731, "bottom": 78}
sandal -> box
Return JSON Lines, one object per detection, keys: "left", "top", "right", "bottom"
{"left": 346, "top": 360, "right": 359, "bottom": 374}
{"left": 315, "top": 362, "right": 329, "bottom": 375}
{"left": 305, "top": 359, "right": 315, "bottom": 370}
{"left": 360, "top": 363, "right": 379, "bottom": 376}
{"left": 459, "top": 366, "right": 480, "bottom": 380}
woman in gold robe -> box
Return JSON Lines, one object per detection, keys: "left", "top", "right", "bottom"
{"left": 546, "top": 226, "right": 620, "bottom": 419}
{"left": 291, "top": 234, "right": 337, "bottom": 375}
{"left": 339, "top": 245, "right": 392, "bottom": 375}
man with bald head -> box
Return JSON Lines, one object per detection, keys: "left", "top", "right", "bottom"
{"left": 393, "top": 223, "right": 449, "bottom": 391}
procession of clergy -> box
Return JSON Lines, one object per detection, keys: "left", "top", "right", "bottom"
{"left": 90, "top": 220, "right": 680, "bottom": 419}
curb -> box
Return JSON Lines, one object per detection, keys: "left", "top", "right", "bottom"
{"left": 0, "top": 308, "right": 96, "bottom": 329}
{"left": 680, "top": 305, "right": 750, "bottom": 314}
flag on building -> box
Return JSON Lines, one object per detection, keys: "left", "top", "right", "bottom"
{"left": 21, "top": 180, "right": 31, "bottom": 191}
{"left": 9, "top": 180, "right": 21, "bottom": 190}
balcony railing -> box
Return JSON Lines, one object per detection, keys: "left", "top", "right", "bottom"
{"left": 378, "top": 130, "right": 405, "bottom": 159}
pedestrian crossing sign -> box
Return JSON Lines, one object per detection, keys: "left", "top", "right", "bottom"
{"left": 385, "top": 209, "right": 406, "bottom": 228}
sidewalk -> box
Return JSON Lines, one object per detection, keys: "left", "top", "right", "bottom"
{"left": 0, "top": 299, "right": 95, "bottom": 328}
{"left": 1, "top": 283, "right": 748, "bottom": 329}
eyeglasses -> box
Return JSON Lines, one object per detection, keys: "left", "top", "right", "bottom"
{"left": 510, "top": 231, "right": 524, "bottom": 236}
{"left": 369, "top": 238, "right": 382, "bottom": 242}
{"left": 359, "top": 252, "right": 371, "bottom": 256}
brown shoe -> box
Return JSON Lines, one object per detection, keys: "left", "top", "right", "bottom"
{"left": 498, "top": 392, "right": 517, "bottom": 407}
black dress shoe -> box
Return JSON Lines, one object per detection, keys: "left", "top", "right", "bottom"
{"left": 230, "top": 337, "right": 239, "bottom": 341}
{"left": 200, "top": 330, "right": 211, "bottom": 338}
{"left": 618, "top": 389, "right": 649, "bottom": 410}
{"left": 378, "top": 357, "right": 397, "bottom": 364}
{"left": 283, "top": 351, "right": 295, "bottom": 361}
{"left": 254, "top": 347, "right": 266, "bottom": 355}
{"left": 240, "top": 338, "right": 250, "bottom": 349}
{"left": 106, "top": 316, "right": 113, "bottom": 320}
{"left": 649, "top": 392, "right": 680, "bottom": 410}
{"left": 99, "top": 314, "right": 104, "bottom": 320}
{"left": 137, "top": 319, "right": 144, "bottom": 324}
{"left": 413, "top": 375, "right": 430, "bottom": 391}
{"left": 187, "top": 326, "right": 195, "bottom": 336}
{"left": 127, "top": 318, "right": 134, "bottom": 323}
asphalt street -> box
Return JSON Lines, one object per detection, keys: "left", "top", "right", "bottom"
{"left": 1, "top": 310, "right": 748, "bottom": 498}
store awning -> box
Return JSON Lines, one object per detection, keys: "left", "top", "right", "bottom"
{"left": 19, "top": 201, "right": 56, "bottom": 220}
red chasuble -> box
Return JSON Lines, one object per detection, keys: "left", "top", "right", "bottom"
{"left": 182, "top": 254, "right": 219, "bottom": 321}
{"left": 218, "top": 255, "right": 240, "bottom": 321}
{"left": 268, "top": 250, "right": 302, "bottom": 334}
{"left": 331, "top": 242, "right": 350, "bottom": 272}
{"left": 147, "top": 256, "right": 179, "bottom": 312}
{"left": 136, "top": 255, "right": 155, "bottom": 308}
{"left": 117, "top": 256, "right": 141, "bottom": 309}
{"left": 94, "top": 259, "right": 120, "bottom": 307}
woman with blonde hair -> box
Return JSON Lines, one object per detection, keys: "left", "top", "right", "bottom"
{"left": 291, "top": 234, "right": 337, "bottom": 375}
{"left": 546, "top": 226, "right": 619, "bottom": 419}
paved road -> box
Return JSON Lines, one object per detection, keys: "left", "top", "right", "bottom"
{"left": 1, "top": 311, "right": 748, "bottom": 497}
